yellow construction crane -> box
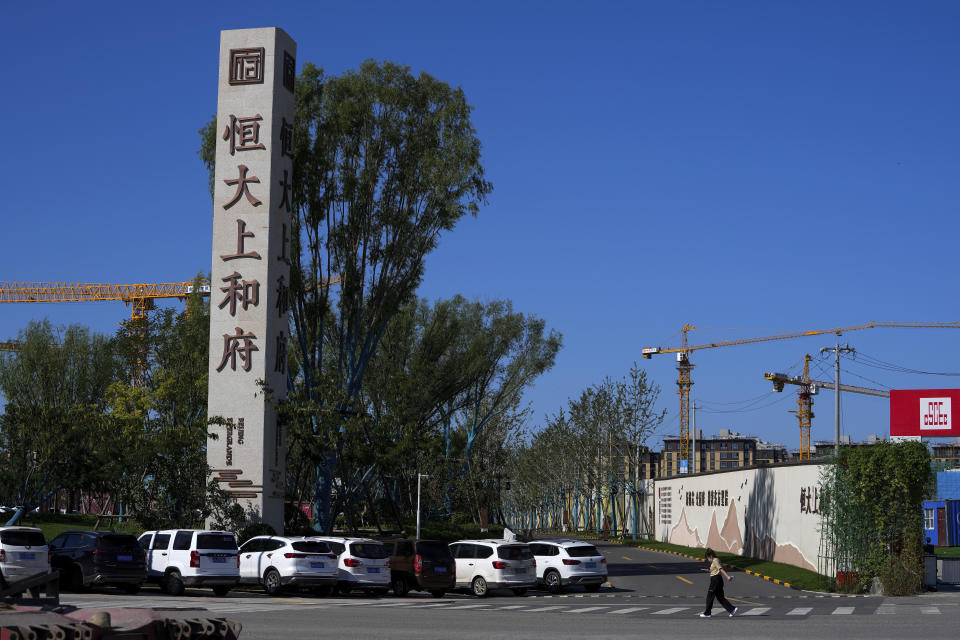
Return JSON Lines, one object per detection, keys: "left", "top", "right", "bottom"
{"left": 0, "top": 281, "right": 212, "bottom": 320}
{"left": 642, "top": 321, "right": 960, "bottom": 470}
{"left": 764, "top": 355, "right": 889, "bottom": 459}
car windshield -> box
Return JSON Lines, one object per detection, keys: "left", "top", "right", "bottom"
{"left": 566, "top": 545, "right": 600, "bottom": 558}
{"left": 98, "top": 534, "right": 138, "bottom": 551}
{"left": 497, "top": 545, "right": 533, "bottom": 560}
{"left": 417, "top": 541, "right": 453, "bottom": 560}
{"left": 197, "top": 533, "right": 238, "bottom": 550}
{"left": 0, "top": 530, "right": 46, "bottom": 547}
{"left": 350, "top": 543, "right": 389, "bottom": 559}
{"left": 292, "top": 541, "right": 331, "bottom": 553}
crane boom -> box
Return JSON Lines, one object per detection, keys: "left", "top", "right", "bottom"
{"left": 765, "top": 371, "right": 890, "bottom": 398}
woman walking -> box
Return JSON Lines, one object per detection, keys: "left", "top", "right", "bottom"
{"left": 700, "top": 548, "right": 738, "bottom": 618}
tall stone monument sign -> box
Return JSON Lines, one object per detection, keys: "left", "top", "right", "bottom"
{"left": 207, "top": 28, "right": 296, "bottom": 533}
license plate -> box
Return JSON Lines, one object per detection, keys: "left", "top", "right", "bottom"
{"left": 212, "top": 557, "right": 227, "bottom": 564}
{"left": 514, "top": 568, "right": 527, "bottom": 575}
{"left": 585, "top": 562, "right": 596, "bottom": 568}
{"left": 20, "top": 553, "right": 35, "bottom": 560}
{"left": 118, "top": 555, "right": 133, "bottom": 562}
{"left": 310, "top": 562, "right": 325, "bottom": 568}
{"left": 367, "top": 567, "right": 380, "bottom": 574}
{"left": 434, "top": 567, "right": 446, "bottom": 573}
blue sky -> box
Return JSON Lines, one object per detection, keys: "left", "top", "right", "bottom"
{"left": 2, "top": 1, "right": 959, "bottom": 451}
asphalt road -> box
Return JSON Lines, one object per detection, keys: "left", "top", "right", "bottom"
{"left": 57, "top": 539, "right": 960, "bottom": 639}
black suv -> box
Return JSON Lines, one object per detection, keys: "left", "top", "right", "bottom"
{"left": 48, "top": 530, "right": 146, "bottom": 593}
{"left": 381, "top": 539, "right": 455, "bottom": 597}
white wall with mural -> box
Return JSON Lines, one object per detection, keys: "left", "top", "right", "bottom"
{"left": 654, "top": 462, "right": 826, "bottom": 574}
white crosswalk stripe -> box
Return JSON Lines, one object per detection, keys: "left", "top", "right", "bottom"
{"left": 524, "top": 606, "right": 567, "bottom": 612}
{"left": 609, "top": 607, "right": 648, "bottom": 614}
{"left": 921, "top": 607, "right": 940, "bottom": 615}
{"left": 442, "top": 604, "right": 492, "bottom": 610}
{"left": 786, "top": 607, "right": 812, "bottom": 616}
{"left": 876, "top": 606, "right": 896, "bottom": 615}
{"left": 565, "top": 607, "right": 608, "bottom": 614}
{"left": 741, "top": 607, "right": 769, "bottom": 616}
{"left": 494, "top": 605, "right": 528, "bottom": 610}
{"left": 832, "top": 607, "right": 855, "bottom": 615}
{"left": 651, "top": 607, "right": 688, "bottom": 615}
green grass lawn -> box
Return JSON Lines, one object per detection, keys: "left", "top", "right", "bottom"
{"left": 935, "top": 546, "right": 960, "bottom": 558}
{"left": 9, "top": 513, "right": 142, "bottom": 541}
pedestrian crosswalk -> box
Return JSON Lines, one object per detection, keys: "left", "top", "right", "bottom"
{"left": 57, "top": 595, "right": 945, "bottom": 619}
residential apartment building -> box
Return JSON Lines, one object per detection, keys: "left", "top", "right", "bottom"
{"left": 932, "top": 440, "right": 960, "bottom": 469}
{"left": 660, "top": 429, "right": 759, "bottom": 477}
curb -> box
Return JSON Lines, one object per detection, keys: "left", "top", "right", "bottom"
{"left": 634, "top": 545, "right": 798, "bottom": 591}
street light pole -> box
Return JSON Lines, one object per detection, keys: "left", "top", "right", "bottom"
{"left": 416, "top": 473, "right": 430, "bottom": 540}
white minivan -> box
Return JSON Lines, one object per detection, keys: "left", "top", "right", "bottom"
{"left": 0, "top": 526, "right": 51, "bottom": 587}
{"left": 138, "top": 529, "right": 239, "bottom": 596}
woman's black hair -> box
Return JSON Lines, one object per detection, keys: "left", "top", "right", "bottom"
{"left": 705, "top": 548, "right": 715, "bottom": 559}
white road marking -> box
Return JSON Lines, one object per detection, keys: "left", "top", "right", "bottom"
{"left": 832, "top": 607, "right": 855, "bottom": 615}
{"left": 876, "top": 606, "right": 896, "bottom": 615}
{"left": 494, "top": 605, "right": 528, "bottom": 610}
{"left": 651, "top": 607, "right": 689, "bottom": 615}
{"left": 609, "top": 607, "right": 648, "bottom": 614}
{"left": 442, "top": 604, "right": 492, "bottom": 610}
{"left": 786, "top": 607, "right": 812, "bottom": 616}
{"left": 921, "top": 607, "right": 940, "bottom": 615}
{"left": 524, "top": 606, "right": 567, "bottom": 612}
{"left": 741, "top": 607, "right": 769, "bottom": 616}
{"left": 565, "top": 606, "right": 608, "bottom": 614}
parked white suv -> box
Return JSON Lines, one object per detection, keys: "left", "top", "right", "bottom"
{"left": 528, "top": 540, "right": 606, "bottom": 593}
{"left": 138, "top": 529, "right": 239, "bottom": 596}
{"left": 312, "top": 537, "right": 391, "bottom": 595}
{"left": 239, "top": 536, "right": 338, "bottom": 596}
{"left": 449, "top": 539, "right": 536, "bottom": 597}
{"left": 0, "top": 526, "right": 50, "bottom": 588}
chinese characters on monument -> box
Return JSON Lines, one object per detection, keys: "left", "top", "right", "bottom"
{"left": 207, "top": 28, "right": 296, "bottom": 533}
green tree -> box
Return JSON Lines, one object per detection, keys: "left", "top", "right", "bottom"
{"left": 204, "top": 59, "right": 492, "bottom": 532}
{"left": 0, "top": 320, "right": 122, "bottom": 510}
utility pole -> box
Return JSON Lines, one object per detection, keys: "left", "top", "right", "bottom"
{"left": 691, "top": 395, "right": 697, "bottom": 473}
{"left": 820, "top": 343, "right": 855, "bottom": 456}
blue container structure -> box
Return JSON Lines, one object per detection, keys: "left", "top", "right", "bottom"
{"left": 938, "top": 471, "right": 960, "bottom": 500}
{"left": 924, "top": 500, "right": 946, "bottom": 546}
{"left": 948, "top": 500, "right": 960, "bottom": 546}
{"left": 925, "top": 499, "right": 960, "bottom": 546}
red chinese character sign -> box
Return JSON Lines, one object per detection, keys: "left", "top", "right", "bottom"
{"left": 207, "top": 28, "right": 295, "bottom": 533}
{"left": 890, "top": 389, "right": 960, "bottom": 438}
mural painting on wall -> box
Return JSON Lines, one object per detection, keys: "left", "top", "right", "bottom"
{"left": 659, "top": 466, "right": 825, "bottom": 574}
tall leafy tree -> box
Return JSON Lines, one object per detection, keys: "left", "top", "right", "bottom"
{"left": 0, "top": 320, "right": 122, "bottom": 509}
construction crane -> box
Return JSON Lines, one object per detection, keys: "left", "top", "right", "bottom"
{"left": 642, "top": 322, "right": 960, "bottom": 471}
{"left": 763, "top": 355, "right": 890, "bottom": 460}
{"left": 0, "top": 281, "right": 212, "bottom": 320}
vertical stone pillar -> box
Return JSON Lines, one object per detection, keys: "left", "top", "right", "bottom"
{"left": 207, "top": 27, "right": 296, "bottom": 533}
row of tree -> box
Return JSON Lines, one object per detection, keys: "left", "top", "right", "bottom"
{"left": 503, "top": 366, "right": 666, "bottom": 534}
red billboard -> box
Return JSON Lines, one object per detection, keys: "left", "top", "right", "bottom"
{"left": 890, "top": 389, "right": 960, "bottom": 437}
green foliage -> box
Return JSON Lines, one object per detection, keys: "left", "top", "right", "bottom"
{"left": 238, "top": 521, "right": 278, "bottom": 545}
{"left": 819, "top": 442, "right": 931, "bottom": 594}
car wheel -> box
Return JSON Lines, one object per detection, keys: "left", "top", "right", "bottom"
{"left": 337, "top": 582, "right": 352, "bottom": 595}
{"left": 584, "top": 583, "right": 601, "bottom": 593}
{"left": 544, "top": 570, "right": 563, "bottom": 594}
{"left": 430, "top": 590, "right": 446, "bottom": 598}
{"left": 263, "top": 568, "right": 282, "bottom": 596}
{"left": 213, "top": 585, "right": 231, "bottom": 597}
{"left": 392, "top": 576, "right": 409, "bottom": 597}
{"left": 121, "top": 583, "right": 141, "bottom": 595}
{"left": 314, "top": 585, "right": 333, "bottom": 597}
{"left": 164, "top": 571, "right": 185, "bottom": 596}
{"left": 512, "top": 588, "right": 528, "bottom": 596}
{"left": 68, "top": 566, "right": 86, "bottom": 592}
{"left": 471, "top": 576, "right": 488, "bottom": 598}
